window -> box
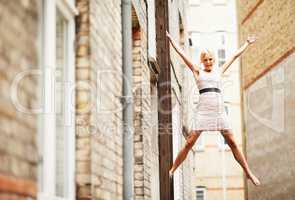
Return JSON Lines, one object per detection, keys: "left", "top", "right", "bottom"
{"left": 55, "top": 9, "right": 70, "bottom": 197}
{"left": 218, "top": 49, "right": 226, "bottom": 67}
{"left": 224, "top": 105, "right": 229, "bottom": 115}
{"left": 147, "top": 0, "right": 157, "bottom": 60}
{"left": 218, "top": 49, "right": 226, "bottom": 59}
{"left": 217, "top": 32, "right": 226, "bottom": 68}
{"left": 39, "top": 0, "right": 77, "bottom": 199}
{"left": 196, "top": 187, "right": 206, "bottom": 200}
{"left": 220, "top": 34, "right": 225, "bottom": 45}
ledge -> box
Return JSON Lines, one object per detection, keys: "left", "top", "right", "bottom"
{"left": 0, "top": 174, "right": 37, "bottom": 198}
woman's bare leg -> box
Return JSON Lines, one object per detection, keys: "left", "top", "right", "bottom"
{"left": 169, "top": 129, "right": 202, "bottom": 176}
{"left": 221, "top": 129, "right": 261, "bottom": 186}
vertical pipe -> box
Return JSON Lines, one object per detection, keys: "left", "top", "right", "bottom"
{"left": 122, "top": 0, "right": 134, "bottom": 199}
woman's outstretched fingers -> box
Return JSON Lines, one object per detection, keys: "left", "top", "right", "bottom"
{"left": 247, "top": 35, "right": 257, "bottom": 44}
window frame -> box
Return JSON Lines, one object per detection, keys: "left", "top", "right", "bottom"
{"left": 147, "top": 0, "right": 157, "bottom": 60}
{"left": 218, "top": 48, "right": 226, "bottom": 68}
{"left": 38, "top": 0, "right": 77, "bottom": 199}
{"left": 216, "top": 32, "right": 227, "bottom": 68}
{"left": 196, "top": 186, "right": 207, "bottom": 200}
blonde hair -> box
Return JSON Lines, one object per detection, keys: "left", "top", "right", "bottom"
{"left": 200, "top": 49, "right": 215, "bottom": 63}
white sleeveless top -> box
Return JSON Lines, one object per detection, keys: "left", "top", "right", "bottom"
{"left": 194, "top": 67, "right": 223, "bottom": 91}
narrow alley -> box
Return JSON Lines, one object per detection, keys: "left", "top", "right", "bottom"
{"left": 0, "top": 0, "right": 294, "bottom": 200}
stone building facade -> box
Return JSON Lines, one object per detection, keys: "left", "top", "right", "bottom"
{"left": 236, "top": 0, "right": 295, "bottom": 199}
{"left": 0, "top": 1, "right": 39, "bottom": 200}
{"left": 75, "top": 0, "right": 124, "bottom": 199}
{"left": 0, "top": 0, "right": 194, "bottom": 200}
{"left": 168, "top": 1, "right": 194, "bottom": 199}
{"left": 75, "top": 0, "right": 193, "bottom": 199}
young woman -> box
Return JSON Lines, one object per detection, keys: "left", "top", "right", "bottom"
{"left": 166, "top": 31, "right": 261, "bottom": 186}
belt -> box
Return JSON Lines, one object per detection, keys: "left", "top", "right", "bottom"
{"left": 199, "top": 87, "right": 221, "bottom": 94}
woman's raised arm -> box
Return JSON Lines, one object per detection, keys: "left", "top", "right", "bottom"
{"left": 166, "top": 31, "right": 199, "bottom": 75}
{"left": 221, "top": 35, "right": 257, "bottom": 74}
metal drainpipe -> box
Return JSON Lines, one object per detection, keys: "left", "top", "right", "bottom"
{"left": 122, "top": 0, "right": 134, "bottom": 199}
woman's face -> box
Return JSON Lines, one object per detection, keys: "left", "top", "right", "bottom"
{"left": 201, "top": 53, "right": 215, "bottom": 71}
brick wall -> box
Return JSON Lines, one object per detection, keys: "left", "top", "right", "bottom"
{"left": 237, "top": 0, "right": 295, "bottom": 88}
{"left": 75, "top": 0, "right": 92, "bottom": 199}
{"left": 89, "top": 0, "right": 123, "bottom": 198}
{"left": 131, "top": 1, "right": 193, "bottom": 199}
{"left": 237, "top": 0, "right": 295, "bottom": 199}
{"left": 75, "top": 1, "right": 160, "bottom": 199}
{"left": 169, "top": 0, "right": 193, "bottom": 199}
{"left": 75, "top": 0, "right": 123, "bottom": 199}
{"left": 132, "top": 29, "right": 146, "bottom": 199}
{"left": 75, "top": 0, "right": 193, "bottom": 199}
{"left": 244, "top": 54, "right": 295, "bottom": 199}
{"left": 0, "top": 0, "right": 39, "bottom": 199}
{"left": 132, "top": 5, "right": 159, "bottom": 199}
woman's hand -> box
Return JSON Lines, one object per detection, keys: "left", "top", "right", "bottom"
{"left": 246, "top": 35, "right": 257, "bottom": 45}
{"left": 165, "top": 30, "right": 198, "bottom": 73}
{"left": 221, "top": 35, "right": 257, "bottom": 74}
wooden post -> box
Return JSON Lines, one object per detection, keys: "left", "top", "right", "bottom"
{"left": 155, "top": 0, "right": 174, "bottom": 199}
